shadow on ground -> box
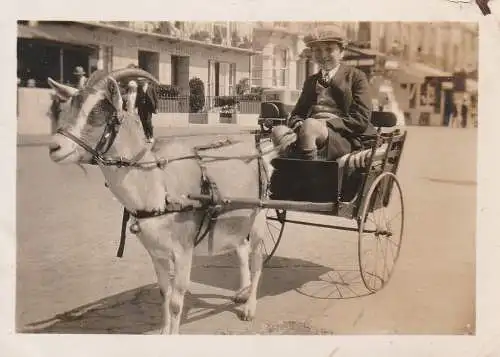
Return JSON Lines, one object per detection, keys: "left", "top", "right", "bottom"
{"left": 20, "top": 255, "right": 370, "bottom": 334}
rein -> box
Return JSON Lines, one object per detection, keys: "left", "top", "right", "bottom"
{"left": 58, "top": 113, "right": 292, "bottom": 257}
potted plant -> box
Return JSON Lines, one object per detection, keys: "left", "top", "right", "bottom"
{"left": 188, "top": 77, "right": 207, "bottom": 124}
{"left": 231, "top": 31, "right": 241, "bottom": 47}
{"left": 190, "top": 31, "right": 211, "bottom": 42}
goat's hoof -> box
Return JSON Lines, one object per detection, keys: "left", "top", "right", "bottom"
{"left": 233, "top": 287, "right": 250, "bottom": 304}
{"left": 239, "top": 302, "right": 256, "bottom": 321}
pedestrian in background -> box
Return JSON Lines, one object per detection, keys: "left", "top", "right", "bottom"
{"left": 460, "top": 101, "right": 469, "bottom": 128}
{"left": 448, "top": 102, "right": 459, "bottom": 128}
{"left": 135, "top": 77, "right": 158, "bottom": 143}
{"left": 73, "top": 66, "right": 87, "bottom": 90}
{"left": 123, "top": 80, "right": 138, "bottom": 115}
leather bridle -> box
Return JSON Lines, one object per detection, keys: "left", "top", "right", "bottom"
{"left": 56, "top": 111, "right": 122, "bottom": 166}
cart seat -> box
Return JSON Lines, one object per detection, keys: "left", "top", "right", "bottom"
{"left": 269, "top": 158, "right": 341, "bottom": 202}
{"left": 269, "top": 144, "right": 389, "bottom": 202}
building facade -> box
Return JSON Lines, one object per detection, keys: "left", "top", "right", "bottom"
{"left": 372, "top": 22, "right": 478, "bottom": 126}
{"left": 17, "top": 21, "right": 479, "bottom": 135}
{"left": 17, "top": 21, "right": 256, "bottom": 97}
{"left": 17, "top": 21, "right": 260, "bottom": 135}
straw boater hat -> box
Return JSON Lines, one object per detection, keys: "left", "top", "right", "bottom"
{"left": 73, "top": 66, "right": 86, "bottom": 76}
{"left": 305, "top": 31, "right": 349, "bottom": 49}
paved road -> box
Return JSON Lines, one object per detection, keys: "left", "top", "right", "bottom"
{"left": 16, "top": 126, "right": 476, "bottom": 335}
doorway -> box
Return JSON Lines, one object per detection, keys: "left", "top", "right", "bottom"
{"left": 138, "top": 50, "right": 160, "bottom": 79}
{"left": 171, "top": 55, "right": 190, "bottom": 94}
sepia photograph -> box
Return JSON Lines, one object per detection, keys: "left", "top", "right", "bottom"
{"left": 15, "top": 20, "right": 477, "bottom": 336}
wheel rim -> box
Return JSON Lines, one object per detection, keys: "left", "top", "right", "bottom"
{"left": 261, "top": 209, "right": 286, "bottom": 265}
{"left": 358, "top": 172, "right": 404, "bottom": 293}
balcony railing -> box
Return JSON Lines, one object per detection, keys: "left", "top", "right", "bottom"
{"left": 95, "top": 21, "right": 254, "bottom": 49}
{"left": 158, "top": 95, "right": 262, "bottom": 114}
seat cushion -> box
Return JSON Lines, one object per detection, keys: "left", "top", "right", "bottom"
{"left": 336, "top": 143, "right": 388, "bottom": 169}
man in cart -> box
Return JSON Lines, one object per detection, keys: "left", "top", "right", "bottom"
{"left": 275, "top": 33, "right": 377, "bottom": 160}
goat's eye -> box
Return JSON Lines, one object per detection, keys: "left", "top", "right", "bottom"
{"left": 88, "top": 104, "right": 107, "bottom": 127}
{"left": 87, "top": 114, "right": 105, "bottom": 127}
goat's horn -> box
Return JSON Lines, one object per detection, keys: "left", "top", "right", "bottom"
{"left": 110, "top": 68, "right": 159, "bottom": 84}
{"left": 84, "top": 69, "right": 110, "bottom": 89}
{"left": 47, "top": 77, "right": 78, "bottom": 97}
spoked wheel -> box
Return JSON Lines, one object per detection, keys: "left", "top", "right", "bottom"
{"left": 358, "top": 172, "right": 404, "bottom": 293}
{"left": 260, "top": 209, "right": 286, "bottom": 265}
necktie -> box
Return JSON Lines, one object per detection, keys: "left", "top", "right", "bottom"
{"left": 322, "top": 71, "right": 330, "bottom": 83}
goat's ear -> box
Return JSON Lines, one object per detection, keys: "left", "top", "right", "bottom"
{"left": 104, "top": 77, "right": 123, "bottom": 114}
{"left": 47, "top": 77, "right": 78, "bottom": 100}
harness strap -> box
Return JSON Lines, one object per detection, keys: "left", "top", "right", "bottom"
{"left": 117, "top": 208, "right": 130, "bottom": 258}
{"left": 115, "top": 136, "right": 270, "bottom": 257}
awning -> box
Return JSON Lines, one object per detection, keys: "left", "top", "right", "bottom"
{"left": 18, "top": 25, "right": 55, "bottom": 40}
{"left": 347, "top": 46, "right": 386, "bottom": 58}
{"left": 396, "top": 62, "right": 452, "bottom": 84}
{"left": 18, "top": 24, "right": 94, "bottom": 47}
{"left": 411, "top": 62, "right": 451, "bottom": 78}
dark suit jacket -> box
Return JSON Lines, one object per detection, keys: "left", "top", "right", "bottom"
{"left": 289, "top": 65, "right": 377, "bottom": 141}
{"left": 135, "top": 84, "right": 158, "bottom": 114}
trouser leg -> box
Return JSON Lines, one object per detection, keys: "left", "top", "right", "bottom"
{"left": 296, "top": 118, "right": 329, "bottom": 160}
{"left": 139, "top": 111, "right": 153, "bottom": 139}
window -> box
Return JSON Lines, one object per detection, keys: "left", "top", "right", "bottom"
{"left": 17, "top": 38, "right": 93, "bottom": 88}
{"left": 171, "top": 56, "right": 179, "bottom": 86}
{"left": 208, "top": 60, "right": 236, "bottom": 97}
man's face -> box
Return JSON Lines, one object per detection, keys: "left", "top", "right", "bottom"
{"left": 312, "top": 42, "right": 344, "bottom": 71}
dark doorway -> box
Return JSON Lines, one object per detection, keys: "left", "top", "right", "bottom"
{"left": 214, "top": 62, "right": 220, "bottom": 96}
{"left": 138, "top": 50, "right": 159, "bottom": 79}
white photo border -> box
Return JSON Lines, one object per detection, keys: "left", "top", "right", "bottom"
{"left": 2, "top": 0, "right": 500, "bottom": 355}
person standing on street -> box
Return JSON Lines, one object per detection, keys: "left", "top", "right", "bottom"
{"left": 72, "top": 66, "right": 87, "bottom": 90}
{"left": 123, "top": 80, "right": 138, "bottom": 114}
{"left": 135, "top": 77, "right": 158, "bottom": 143}
{"left": 460, "top": 101, "right": 469, "bottom": 128}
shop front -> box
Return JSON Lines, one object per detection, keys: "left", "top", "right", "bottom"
{"left": 385, "top": 61, "right": 453, "bottom": 126}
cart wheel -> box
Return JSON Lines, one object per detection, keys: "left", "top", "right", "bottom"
{"left": 358, "top": 172, "right": 404, "bottom": 293}
{"left": 260, "top": 209, "right": 286, "bottom": 265}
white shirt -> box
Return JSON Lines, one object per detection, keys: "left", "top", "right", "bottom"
{"left": 126, "top": 91, "right": 137, "bottom": 113}
{"left": 322, "top": 64, "right": 341, "bottom": 82}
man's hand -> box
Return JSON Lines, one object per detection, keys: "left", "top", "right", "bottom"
{"left": 291, "top": 119, "right": 303, "bottom": 133}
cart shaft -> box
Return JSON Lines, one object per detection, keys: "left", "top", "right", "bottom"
{"left": 187, "top": 194, "right": 335, "bottom": 213}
